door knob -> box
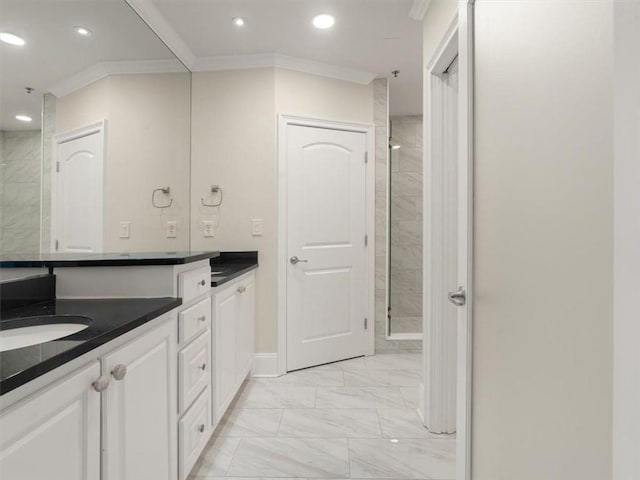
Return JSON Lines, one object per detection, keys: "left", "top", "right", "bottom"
{"left": 447, "top": 286, "right": 466, "bottom": 306}
{"left": 290, "top": 256, "right": 308, "bottom": 265}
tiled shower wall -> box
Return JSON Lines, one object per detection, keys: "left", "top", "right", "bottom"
{"left": 0, "top": 130, "right": 42, "bottom": 254}
{"left": 374, "top": 79, "right": 421, "bottom": 353}
{"left": 389, "top": 116, "right": 424, "bottom": 336}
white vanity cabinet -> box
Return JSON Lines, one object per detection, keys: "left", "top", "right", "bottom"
{"left": 102, "top": 319, "right": 177, "bottom": 480}
{"left": 213, "top": 271, "right": 256, "bottom": 422}
{"left": 0, "top": 362, "right": 101, "bottom": 480}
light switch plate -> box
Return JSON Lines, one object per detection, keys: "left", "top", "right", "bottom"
{"left": 203, "top": 220, "right": 214, "bottom": 238}
{"left": 119, "top": 221, "right": 130, "bottom": 239}
{"left": 166, "top": 221, "right": 177, "bottom": 238}
{"left": 251, "top": 219, "right": 263, "bottom": 236}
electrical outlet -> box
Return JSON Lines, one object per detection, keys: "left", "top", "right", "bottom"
{"left": 251, "top": 219, "right": 263, "bottom": 236}
{"left": 203, "top": 220, "right": 214, "bottom": 238}
{"left": 119, "top": 222, "right": 130, "bottom": 239}
{"left": 166, "top": 221, "right": 177, "bottom": 238}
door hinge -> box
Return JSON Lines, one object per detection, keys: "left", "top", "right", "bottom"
{"left": 364, "top": 234, "right": 368, "bottom": 246}
{"left": 364, "top": 318, "right": 368, "bottom": 330}
{"left": 364, "top": 152, "right": 368, "bottom": 164}
{"left": 55, "top": 240, "right": 59, "bottom": 251}
{"left": 56, "top": 161, "right": 60, "bottom": 173}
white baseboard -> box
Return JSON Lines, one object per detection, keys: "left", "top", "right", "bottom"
{"left": 252, "top": 353, "right": 279, "bottom": 377}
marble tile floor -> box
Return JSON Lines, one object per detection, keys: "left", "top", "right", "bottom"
{"left": 189, "top": 353, "right": 455, "bottom": 480}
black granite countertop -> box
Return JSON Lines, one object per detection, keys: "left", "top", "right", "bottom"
{"left": 0, "top": 297, "right": 181, "bottom": 395}
{"left": 0, "top": 251, "right": 220, "bottom": 268}
{"left": 211, "top": 251, "right": 259, "bottom": 287}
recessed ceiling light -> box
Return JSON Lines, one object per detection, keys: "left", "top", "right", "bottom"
{"left": 0, "top": 32, "right": 25, "bottom": 46}
{"left": 16, "top": 115, "right": 32, "bottom": 122}
{"left": 232, "top": 17, "right": 245, "bottom": 27}
{"left": 313, "top": 14, "right": 335, "bottom": 29}
{"left": 74, "top": 26, "right": 91, "bottom": 36}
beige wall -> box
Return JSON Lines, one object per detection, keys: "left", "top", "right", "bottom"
{"left": 190, "top": 67, "right": 374, "bottom": 353}
{"left": 55, "top": 73, "right": 191, "bottom": 252}
{"left": 190, "top": 68, "right": 278, "bottom": 352}
{"left": 613, "top": 3, "right": 640, "bottom": 478}
{"left": 472, "top": 2, "right": 613, "bottom": 479}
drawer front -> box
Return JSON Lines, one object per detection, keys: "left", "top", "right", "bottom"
{"left": 178, "top": 330, "right": 211, "bottom": 414}
{"left": 178, "top": 266, "right": 211, "bottom": 303}
{"left": 178, "top": 296, "right": 211, "bottom": 344}
{"left": 178, "top": 387, "right": 212, "bottom": 480}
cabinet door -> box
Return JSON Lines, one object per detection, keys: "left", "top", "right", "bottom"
{"left": 102, "top": 319, "right": 177, "bottom": 480}
{"left": 236, "top": 273, "right": 256, "bottom": 383}
{"left": 214, "top": 285, "right": 238, "bottom": 419}
{"left": 0, "top": 362, "right": 101, "bottom": 480}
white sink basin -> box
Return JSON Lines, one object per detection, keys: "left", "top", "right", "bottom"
{"left": 0, "top": 317, "right": 91, "bottom": 352}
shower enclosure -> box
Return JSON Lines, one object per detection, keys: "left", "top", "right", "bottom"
{"left": 387, "top": 116, "right": 424, "bottom": 339}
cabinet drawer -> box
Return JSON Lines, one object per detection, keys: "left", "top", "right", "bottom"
{"left": 178, "top": 330, "right": 211, "bottom": 414}
{"left": 178, "top": 297, "right": 211, "bottom": 344}
{"left": 178, "top": 387, "right": 212, "bottom": 480}
{"left": 178, "top": 266, "right": 211, "bottom": 303}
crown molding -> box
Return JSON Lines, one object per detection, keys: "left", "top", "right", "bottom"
{"left": 193, "top": 53, "right": 377, "bottom": 85}
{"left": 48, "top": 59, "right": 186, "bottom": 98}
{"left": 409, "top": 0, "right": 432, "bottom": 20}
{"left": 125, "top": 0, "right": 196, "bottom": 69}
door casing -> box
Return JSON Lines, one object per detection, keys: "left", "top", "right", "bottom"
{"left": 50, "top": 120, "right": 107, "bottom": 253}
{"left": 277, "top": 114, "right": 375, "bottom": 376}
{"left": 423, "top": 2, "right": 474, "bottom": 480}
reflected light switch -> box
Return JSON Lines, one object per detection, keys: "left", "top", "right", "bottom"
{"left": 251, "top": 219, "right": 263, "bottom": 236}
{"left": 119, "top": 222, "right": 130, "bottom": 239}
{"left": 166, "top": 221, "right": 177, "bottom": 238}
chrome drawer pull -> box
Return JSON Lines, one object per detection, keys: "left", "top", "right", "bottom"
{"left": 200, "top": 363, "right": 206, "bottom": 371}
{"left": 198, "top": 279, "right": 207, "bottom": 286}
{"left": 197, "top": 315, "right": 207, "bottom": 322}
{"left": 198, "top": 424, "right": 205, "bottom": 433}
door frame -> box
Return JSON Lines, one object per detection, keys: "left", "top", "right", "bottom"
{"left": 50, "top": 120, "right": 107, "bottom": 253}
{"left": 277, "top": 114, "right": 375, "bottom": 376}
{"left": 423, "top": 2, "right": 474, "bottom": 480}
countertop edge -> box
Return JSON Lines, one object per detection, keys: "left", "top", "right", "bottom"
{"left": 211, "top": 263, "right": 259, "bottom": 287}
{"left": 0, "top": 298, "right": 182, "bottom": 396}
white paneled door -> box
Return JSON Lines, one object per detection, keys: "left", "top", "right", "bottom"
{"left": 286, "top": 124, "right": 367, "bottom": 371}
{"left": 52, "top": 122, "right": 105, "bottom": 253}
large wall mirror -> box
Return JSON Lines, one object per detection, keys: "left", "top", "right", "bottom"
{"left": 0, "top": 0, "right": 191, "bottom": 256}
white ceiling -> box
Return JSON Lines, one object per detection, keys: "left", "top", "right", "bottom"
{"left": 0, "top": 0, "right": 181, "bottom": 131}
{"left": 0, "top": 0, "right": 424, "bottom": 131}
{"left": 151, "top": 0, "right": 423, "bottom": 116}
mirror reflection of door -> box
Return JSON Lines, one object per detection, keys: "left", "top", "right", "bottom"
{"left": 52, "top": 123, "right": 105, "bottom": 253}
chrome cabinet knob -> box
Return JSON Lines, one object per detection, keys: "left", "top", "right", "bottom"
{"left": 198, "top": 315, "right": 207, "bottom": 322}
{"left": 199, "top": 279, "right": 207, "bottom": 286}
{"left": 237, "top": 286, "right": 246, "bottom": 294}
{"left": 92, "top": 375, "right": 110, "bottom": 392}
{"left": 447, "top": 286, "right": 466, "bottom": 306}
{"left": 198, "top": 424, "right": 205, "bottom": 433}
{"left": 200, "top": 363, "right": 206, "bottom": 371}
{"left": 290, "top": 256, "right": 308, "bottom": 265}
{"left": 111, "top": 364, "right": 128, "bottom": 381}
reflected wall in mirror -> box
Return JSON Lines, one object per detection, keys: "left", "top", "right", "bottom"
{"left": 0, "top": 0, "right": 191, "bottom": 255}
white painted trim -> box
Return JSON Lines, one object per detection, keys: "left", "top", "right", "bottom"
{"left": 422, "top": 15, "right": 459, "bottom": 436}
{"left": 124, "top": 0, "right": 196, "bottom": 69}
{"left": 422, "top": 2, "right": 474, "bottom": 479}
{"left": 193, "top": 53, "right": 377, "bottom": 85}
{"left": 388, "top": 332, "right": 423, "bottom": 341}
{"left": 277, "top": 114, "right": 376, "bottom": 376}
{"left": 51, "top": 120, "right": 107, "bottom": 254}
{"left": 251, "top": 354, "right": 280, "bottom": 378}
{"left": 47, "top": 59, "right": 186, "bottom": 98}
{"left": 409, "top": 0, "right": 433, "bottom": 21}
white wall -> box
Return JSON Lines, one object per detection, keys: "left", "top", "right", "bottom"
{"left": 613, "top": 3, "right": 640, "bottom": 479}
{"left": 190, "top": 67, "right": 374, "bottom": 353}
{"left": 55, "top": 73, "right": 191, "bottom": 252}
{"left": 472, "top": 2, "right": 613, "bottom": 479}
